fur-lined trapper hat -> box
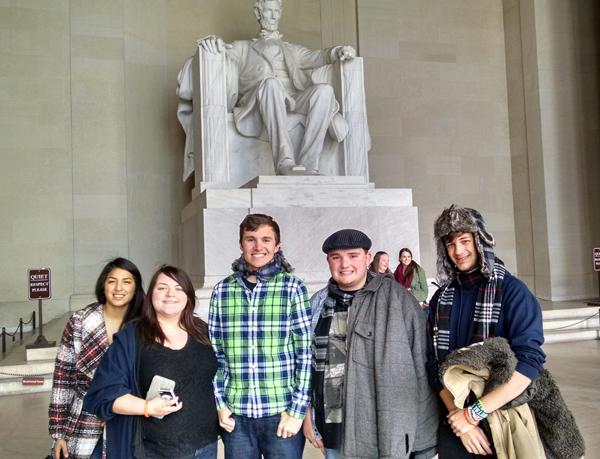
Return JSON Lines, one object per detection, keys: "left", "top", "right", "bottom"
{"left": 433, "top": 205, "right": 496, "bottom": 284}
{"left": 440, "top": 338, "right": 585, "bottom": 459}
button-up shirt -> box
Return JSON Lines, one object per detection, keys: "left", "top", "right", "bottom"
{"left": 209, "top": 271, "right": 312, "bottom": 419}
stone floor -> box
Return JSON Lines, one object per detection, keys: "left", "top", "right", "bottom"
{"left": 0, "top": 340, "right": 598, "bottom": 458}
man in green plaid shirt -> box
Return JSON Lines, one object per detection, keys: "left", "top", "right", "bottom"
{"left": 209, "top": 214, "right": 312, "bottom": 458}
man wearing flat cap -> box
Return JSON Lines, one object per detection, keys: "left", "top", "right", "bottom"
{"left": 303, "top": 229, "right": 438, "bottom": 459}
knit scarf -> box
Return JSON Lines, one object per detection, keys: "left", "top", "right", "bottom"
{"left": 313, "top": 279, "right": 355, "bottom": 371}
{"left": 312, "top": 273, "right": 373, "bottom": 431}
{"left": 394, "top": 264, "right": 414, "bottom": 289}
{"left": 231, "top": 251, "right": 292, "bottom": 283}
{"left": 432, "top": 262, "right": 506, "bottom": 363}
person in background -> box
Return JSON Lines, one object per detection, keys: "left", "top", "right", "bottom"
{"left": 83, "top": 266, "right": 219, "bottom": 459}
{"left": 49, "top": 257, "right": 144, "bottom": 459}
{"left": 394, "top": 247, "right": 429, "bottom": 304}
{"left": 368, "top": 250, "right": 391, "bottom": 274}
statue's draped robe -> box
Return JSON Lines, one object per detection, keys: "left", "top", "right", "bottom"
{"left": 177, "top": 38, "right": 349, "bottom": 178}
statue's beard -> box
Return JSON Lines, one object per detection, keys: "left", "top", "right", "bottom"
{"left": 260, "top": 19, "right": 279, "bottom": 32}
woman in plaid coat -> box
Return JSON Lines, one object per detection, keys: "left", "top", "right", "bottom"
{"left": 48, "top": 258, "right": 145, "bottom": 459}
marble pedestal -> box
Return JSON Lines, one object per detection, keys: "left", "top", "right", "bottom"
{"left": 180, "top": 176, "right": 420, "bottom": 318}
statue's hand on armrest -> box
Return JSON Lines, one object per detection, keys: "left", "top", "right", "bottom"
{"left": 335, "top": 45, "right": 356, "bottom": 61}
{"left": 197, "top": 35, "right": 232, "bottom": 54}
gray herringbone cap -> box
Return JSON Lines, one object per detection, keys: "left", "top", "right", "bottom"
{"left": 322, "top": 229, "right": 372, "bottom": 253}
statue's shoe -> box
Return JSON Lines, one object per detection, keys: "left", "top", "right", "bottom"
{"left": 278, "top": 164, "right": 306, "bottom": 175}
{"left": 277, "top": 164, "right": 321, "bottom": 176}
{"left": 304, "top": 169, "right": 321, "bottom": 176}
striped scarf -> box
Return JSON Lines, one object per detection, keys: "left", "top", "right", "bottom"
{"left": 312, "top": 272, "right": 374, "bottom": 449}
{"left": 311, "top": 274, "right": 372, "bottom": 447}
{"left": 313, "top": 279, "right": 355, "bottom": 422}
{"left": 313, "top": 274, "right": 373, "bottom": 373}
{"left": 432, "top": 262, "right": 506, "bottom": 362}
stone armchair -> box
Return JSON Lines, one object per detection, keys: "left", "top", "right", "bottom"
{"left": 177, "top": 44, "right": 371, "bottom": 189}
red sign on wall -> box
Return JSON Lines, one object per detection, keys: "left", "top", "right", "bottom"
{"left": 28, "top": 269, "right": 51, "bottom": 300}
{"left": 594, "top": 248, "right": 600, "bottom": 272}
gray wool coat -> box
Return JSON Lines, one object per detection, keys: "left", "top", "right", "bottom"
{"left": 311, "top": 274, "right": 438, "bottom": 459}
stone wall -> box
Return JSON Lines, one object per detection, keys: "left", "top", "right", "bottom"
{"left": 0, "top": 2, "right": 73, "bottom": 323}
{"left": 357, "top": 0, "right": 516, "bottom": 278}
{"left": 503, "top": 0, "right": 600, "bottom": 300}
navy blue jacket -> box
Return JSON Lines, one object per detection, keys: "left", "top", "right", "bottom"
{"left": 83, "top": 323, "right": 142, "bottom": 459}
{"left": 426, "top": 270, "right": 546, "bottom": 394}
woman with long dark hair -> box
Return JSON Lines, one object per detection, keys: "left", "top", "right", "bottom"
{"left": 49, "top": 257, "right": 145, "bottom": 459}
{"left": 83, "top": 265, "right": 219, "bottom": 459}
{"left": 394, "top": 248, "right": 428, "bottom": 304}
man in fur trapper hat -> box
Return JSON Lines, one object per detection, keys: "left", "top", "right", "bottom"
{"left": 426, "top": 205, "right": 546, "bottom": 458}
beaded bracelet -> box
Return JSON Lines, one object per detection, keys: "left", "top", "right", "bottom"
{"left": 467, "top": 399, "right": 489, "bottom": 423}
{"left": 144, "top": 400, "right": 150, "bottom": 418}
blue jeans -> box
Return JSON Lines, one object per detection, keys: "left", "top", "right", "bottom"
{"left": 325, "top": 448, "right": 343, "bottom": 459}
{"left": 191, "top": 441, "right": 218, "bottom": 459}
{"left": 221, "top": 414, "right": 305, "bottom": 459}
{"left": 145, "top": 441, "right": 218, "bottom": 459}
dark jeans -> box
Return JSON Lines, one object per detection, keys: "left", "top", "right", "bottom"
{"left": 191, "top": 441, "right": 218, "bottom": 459}
{"left": 438, "top": 416, "right": 497, "bottom": 459}
{"left": 221, "top": 414, "right": 305, "bottom": 459}
{"left": 145, "top": 441, "right": 218, "bottom": 459}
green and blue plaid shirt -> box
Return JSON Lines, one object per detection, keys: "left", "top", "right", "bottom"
{"left": 209, "top": 271, "right": 312, "bottom": 419}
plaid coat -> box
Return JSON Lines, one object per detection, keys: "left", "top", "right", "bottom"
{"left": 49, "top": 303, "right": 108, "bottom": 458}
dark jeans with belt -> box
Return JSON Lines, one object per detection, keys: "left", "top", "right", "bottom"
{"left": 221, "top": 414, "right": 305, "bottom": 459}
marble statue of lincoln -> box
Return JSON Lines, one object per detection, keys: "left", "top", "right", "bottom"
{"left": 197, "top": 0, "right": 356, "bottom": 175}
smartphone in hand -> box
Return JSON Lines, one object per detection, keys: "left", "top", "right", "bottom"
{"left": 146, "top": 375, "right": 176, "bottom": 419}
{"left": 159, "top": 388, "right": 176, "bottom": 402}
